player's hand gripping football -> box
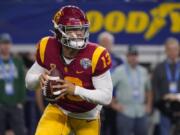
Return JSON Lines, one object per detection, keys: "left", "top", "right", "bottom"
{"left": 39, "top": 69, "right": 50, "bottom": 90}
{"left": 52, "top": 79, "right": 75, "bottom": 96}
{"left": 39, "top": 65, "right": 75, "bottom": 102}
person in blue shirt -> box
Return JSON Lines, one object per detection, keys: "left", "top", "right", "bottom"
{"left": 152, "top": 37, "right": 180, "bottom": 135}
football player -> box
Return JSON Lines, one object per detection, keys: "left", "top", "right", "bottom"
{"left": 25, "top": 5, "right": 113, "bottom": 135}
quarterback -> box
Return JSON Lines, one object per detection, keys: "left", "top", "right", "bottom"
{"left": 25, "top": 5, "right": 113, "bottom": 135}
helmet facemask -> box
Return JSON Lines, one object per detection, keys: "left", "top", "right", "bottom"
{"left": 53, "top": 21, "right": 89, "bottom": 50}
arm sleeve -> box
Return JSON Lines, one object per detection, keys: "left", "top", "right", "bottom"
{"left": 25, "top": 61, "right": 45, "bottom": 90}
{"left": 26, "top": 37, "right": 49, "bottom": 90}
{"left": 74, "top": 70, "right": 113, "bottom": 105}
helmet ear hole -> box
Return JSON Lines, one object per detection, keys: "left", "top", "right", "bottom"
{"left": 61, "top": 38, "right": 69, "bottom": 46}
{"left": 54, "top": 28, "right": 62, "bottom": 41}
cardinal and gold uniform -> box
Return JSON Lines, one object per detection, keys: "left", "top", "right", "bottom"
{"left": 35, "top": 36, "right": 112, "bottom": 135}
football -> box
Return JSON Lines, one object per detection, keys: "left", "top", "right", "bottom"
{"left": 43, "top": 67, "right": 63, "bottom": 101}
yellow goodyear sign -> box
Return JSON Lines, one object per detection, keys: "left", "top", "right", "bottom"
{"left": 86, "top": 3, "right": 180, "bottom": 44}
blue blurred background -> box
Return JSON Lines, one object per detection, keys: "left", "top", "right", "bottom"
{"left": 0, "top": 0, "right": 180, "bottom": 135}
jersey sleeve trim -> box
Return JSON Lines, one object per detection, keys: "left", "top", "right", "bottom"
{"left": 92, "top": 46, "right": 105, "bottom": 74}
{"left": 39, "top": 37, "right": 49, "bottom": 63}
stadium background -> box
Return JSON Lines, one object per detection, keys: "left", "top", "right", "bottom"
{"left": 1, "top": 1, "right": 180, "bottom": 64}
{"left": 0, "top": 0, "right": 180, "bottom": 135}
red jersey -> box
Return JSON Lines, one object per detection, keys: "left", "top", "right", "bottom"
{"left": 36, "top": 36, "right": 112, "bottom": 113}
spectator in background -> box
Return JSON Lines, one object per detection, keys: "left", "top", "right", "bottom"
{"left": 98, "top": 32, "right": 122, "bottom": 135}
{"left": 22, "top": 52, "right": 37, "bottom": 135}
{"left": 25, "top": 53, "right": 48, "bottom": 116}
{"left": 0, "top": 33, "right": 26, "bottom": 135}
{"left": 98, "top": 32, "right": 123, "bottom": 71}
{"left": 152, "top": 37, "right": 180, "bottom": 135}
{"left": 111, "top": 46, "right": 152, "bottom": 135}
